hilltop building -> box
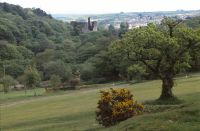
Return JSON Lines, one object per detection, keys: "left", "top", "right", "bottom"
{"left": 70, "top": 17, "right": 97, "bottom": 33}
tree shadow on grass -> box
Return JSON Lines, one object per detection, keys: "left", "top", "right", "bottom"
{"left": 144, "top": 96, "right": 183, "bottom": 105}
{"left": 142, "top": 97, "right": 185, "bottom": 114}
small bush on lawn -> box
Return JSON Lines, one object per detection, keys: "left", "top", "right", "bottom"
{"left": 96, "top": 88, "right": 144, "bottom": 127}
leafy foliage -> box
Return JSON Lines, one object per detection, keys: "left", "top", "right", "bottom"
{"left": 0, "top": 3, "right": 120, "bottom": 83}
{"left": 0, "top": 75, "right": 17, "bottom": 93}
{"left": 127, "top": 64, "right": 146, "bottom": 81}
{"left": 23, "top": 66, "right": 41, "bottom": 88}
{"left": 50, "top": 75, "right": 61, "bottom": 89}
{"left": 0, "top": 41, "right": 33, "bottom": 78}
{"left": 110, "top": 18, "right": 200, "bottom": 99}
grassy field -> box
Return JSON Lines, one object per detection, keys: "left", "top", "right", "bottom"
{"left": 0, "top": 73, "right": 200, "bottom": 131}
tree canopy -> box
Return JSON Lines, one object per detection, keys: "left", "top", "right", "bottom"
{"left": 110, "top": 18, "right": 200, "bottom": 99}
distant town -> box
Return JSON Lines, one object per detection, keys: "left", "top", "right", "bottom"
{"left": 53, "top": 10, "right": 200, "bottom": 29}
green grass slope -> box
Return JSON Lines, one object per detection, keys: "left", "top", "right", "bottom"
{"left": 0, "top": 74, "right": 200, "bottom": 131}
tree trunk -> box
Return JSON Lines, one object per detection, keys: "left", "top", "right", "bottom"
{"left": 33, "top": 85, "right": 37, "bottom": 96}
{"left": 169, "top": 26, "right": 173, "bottom": 37}
{"left": 160, "top": 75, "right": 174, "bottom": 99}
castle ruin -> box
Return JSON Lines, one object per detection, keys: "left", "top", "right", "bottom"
{"left": 70, "top": 17, "right": 97, "bottom": 33}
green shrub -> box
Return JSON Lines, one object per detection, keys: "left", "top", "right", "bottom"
{"left": 50, "top": 74, "right": 61, "bottom": 90}
{"left": 96, "top": 88, "right": 144, "bottom": 127}
{"left": 0, "top": 75, "right": 17, "bottom": 93}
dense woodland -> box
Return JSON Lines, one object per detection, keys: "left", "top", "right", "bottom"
{"left": 0, "top": 3, "right": 200, "bottom": 92}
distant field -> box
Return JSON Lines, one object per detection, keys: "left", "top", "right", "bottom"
{"left": 0, "top": 73, "right": 200, "bottom": 131}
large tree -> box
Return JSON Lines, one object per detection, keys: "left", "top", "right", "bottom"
{"left": 23, "top": 66, "right": 41, "bottom": 96}
{"left": 110, "top": 18, "right": 200, "bottom": 99}
{"left": 0, "top": 75, "right": 17, "bottom": 93}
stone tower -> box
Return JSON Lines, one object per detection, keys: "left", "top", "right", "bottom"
{"left": 70, "top": 17, "right": 97, "bottom": 33}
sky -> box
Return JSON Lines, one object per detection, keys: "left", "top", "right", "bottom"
{"left": 0, "top": 0, "right": 200, "bottom": 14}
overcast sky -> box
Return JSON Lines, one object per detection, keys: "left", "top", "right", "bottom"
{"left": 1, "top": 0, "right": 200, "bottom": 14}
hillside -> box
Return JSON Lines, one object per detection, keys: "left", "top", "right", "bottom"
{"left": 0, "top": 2, "right": 200, "bottom": 131}
{"left": 0, "top": 2, "right": 73, "bottom": 52}
{"left": 0, "top": 2, "right": 117, "bottom": 83}
{"left": 0, "top": 2, "right": 200, "bottom": 84}
{"left": 0, "top": 73, "right": 200, "bottom": 131}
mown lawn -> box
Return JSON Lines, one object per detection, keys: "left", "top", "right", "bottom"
{"left": 0, "top": 74, "right": 200, "bottom": 131}
{"left": 0, "top": 88, "right": 45, "bottom": 103}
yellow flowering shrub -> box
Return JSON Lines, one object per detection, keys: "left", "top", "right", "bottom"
{"left": 96, "top": 88, "right": 144, "bottom": 127}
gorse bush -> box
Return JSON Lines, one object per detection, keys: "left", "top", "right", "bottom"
{"left": 96, "top": 88, "right": 144, "bottom": 127}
